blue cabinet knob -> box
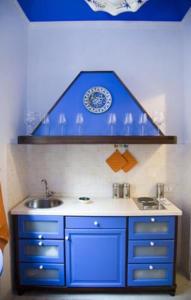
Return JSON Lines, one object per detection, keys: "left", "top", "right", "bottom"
{"left": 38, "top": 235, "right": 43, "bottom": 239}
{"left": 94, "top": 221, "right": 99, "bottom": 226}
{"left": 150, "top": 241, "right": 155, "bottom": 247}
{"left": 65, "top": 236, "right": 69, "bottom": 241}
{"left": 38, "top": 241, "right": 43, "bottom": 246}
{"left": 150, "top": 218, "right": 155, "bottom": 223}
{"left": 149, "top": 265, "right": 154, "bottom": 270}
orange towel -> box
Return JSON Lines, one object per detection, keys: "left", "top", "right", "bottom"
{"left": 106, "top": 149, "right": 127, "bottom": 172}
{"left": 122, "top": 149, "right": 138, "bottom": 173}
{"left": 0, "top": 184, "right": 9, "bottom": 251}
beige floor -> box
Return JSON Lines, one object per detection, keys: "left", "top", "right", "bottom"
{"left": 6, "top": 274, "right": 191, "bottom": 300}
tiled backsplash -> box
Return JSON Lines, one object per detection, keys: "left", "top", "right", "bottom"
{"left": 17, "top": 144, "right": 183, "bottom": 202}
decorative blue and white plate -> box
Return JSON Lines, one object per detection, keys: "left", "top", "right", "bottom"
{"left": 83, "top": 86, "right": 112, "bottom": 114}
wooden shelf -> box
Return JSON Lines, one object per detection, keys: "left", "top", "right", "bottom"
{"left": 18, "top": 136, "right": 177, "bottom": 145}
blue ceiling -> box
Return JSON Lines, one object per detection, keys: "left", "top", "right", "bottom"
{"left": 17, "top": 0, "right": 191, "bottom": 22}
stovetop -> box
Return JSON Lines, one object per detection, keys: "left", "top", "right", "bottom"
{"left": 134, "top": 197, "right": 166, "bottom": 210}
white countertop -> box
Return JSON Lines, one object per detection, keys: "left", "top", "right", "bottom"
{"left": 11, "top": 197, "right": 182, "bottom": 216}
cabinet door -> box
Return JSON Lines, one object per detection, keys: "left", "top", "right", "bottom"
{"left": 129, "top": 216, "right": 175, "bottom": 240}
{"left": 18, "top": 215, "right": 64, "bottom": 239}
{"left": 19, "top": 263, "right": 65, "bottom": 286}
{"left": 65, "top": 229, "right": 126, "bottom": 287}
{"left": 19, "top": 240, "right": 64, "bottom": 263}
{"left": 128, "top": 240, "right": 174, "bottom": 263}
{"left": 128, "top": 263, "right": 173, "bottom": 286}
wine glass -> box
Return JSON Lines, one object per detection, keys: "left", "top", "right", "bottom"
{"left": 124, "top": 113, "right": 133, "bottom": 136}
{"left": 75, "top": 113, "right": 84, "bottom": 135}
{"left": 152, "top": 111, "right": 165, "bottom": 136}
{"left": 42, "top": 114, "right": 50, "bottom": 135}
{"left": 139, "top": 113, "right": 147, "bottom": 136}
{"left": 58, "top": 113, "right": 67, "bottom": 135}
{"left": 24, "top": 112, "right": 40, "bottom": 135}
{"left": 107, "top": 113, "right": 117, "bottom": 136}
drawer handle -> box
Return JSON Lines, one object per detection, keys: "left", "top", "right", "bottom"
{"left": 65, "top": 236, "right": 69, "bottom": 241}
{"left": 149, "top": 265, "right": 154, "bottom": 270}
{"left": 38, "top": 242, "right": 43, "bottom": 246}
{"left": 150, "top": 218, "right": 155, "bottom": 223}
{"left": 39, "top": 265, "right": 44, "bottom": 270}
{"left": 38, "top": 235, "right": 43, "bottom": 239}
{"left": 150, "top": 241, "right": 155, "bottom": 247}
{"left": 94, "top": 221, "right": 99, "bottom": 226}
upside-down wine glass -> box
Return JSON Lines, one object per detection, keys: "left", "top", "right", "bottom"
{"left": 124, "top": 112, "right": 133, "bottom": 136}
{"left": 152, "top": 111, "right": 165, "bottom": 136}
{"left": 58, "top": 113, "right": 67, "bottom": 135}
{"left": 139, "top": 113, "right": 147, "bottom": 136}
{"left": 75, "top": 113, "right": 84, "bottom": 135}
{"left": 107, "top": 113, "right": 117, "bottom": 136}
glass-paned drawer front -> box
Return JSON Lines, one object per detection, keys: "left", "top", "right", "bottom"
{"left": 128, "top": 240, "right": 174, "bottom": 263}
{"left": 129, "top": 216, "right": 175, "bottom": 240}
{"left": 128, "top": 264, "right": 173, "bottom": 286}
{"left": 66, "top": 217, "right": 126, "bottom": 229}
{"left": 19, "top": 263, "right": 65, "bottom": 286}
{"left": 19, "top": 240, "right": 64, "bottom": 263}
{"left": 18, "top": 215, "right": 64, "bottom": 239}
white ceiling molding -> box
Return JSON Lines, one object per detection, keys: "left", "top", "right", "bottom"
{"left": 84, "top": 0, "right": 150, "bottom": 16}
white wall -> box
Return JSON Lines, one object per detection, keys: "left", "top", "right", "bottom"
{"left": 27, "top": 21, "right": 184, "bottom": 141}
{"left": 181, "top": 9, "right": 191, "bottom": 278}
{"left": 0, "top": 0, "right": 28, "bottom": 298}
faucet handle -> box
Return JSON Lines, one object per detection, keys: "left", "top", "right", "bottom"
{"left": 47, "top": 191, "right": 55, "bottom": 198}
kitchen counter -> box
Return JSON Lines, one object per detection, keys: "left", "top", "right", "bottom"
{"left": 11, "top": 197, "right": 182, "bottom": 216}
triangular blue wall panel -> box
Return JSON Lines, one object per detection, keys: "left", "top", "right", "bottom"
{"left": 33, "top": 71, "right": 162, "bottom": 137}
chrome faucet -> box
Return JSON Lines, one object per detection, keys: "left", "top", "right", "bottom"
{"left": 41, "top": 179, "right": 54, "bottom": 198}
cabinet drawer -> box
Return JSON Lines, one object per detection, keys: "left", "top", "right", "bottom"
{"left": 129, "top": 216, "right": 175, "bottom": 240}
{"left": 18, "top": 215, "right": 64, "bottom": 239}
{"left": 128, "top": 240, "right": 174, "bottom": 263}
{"left": 66, "top": 217, "right": 126, "bottom": 229}
{"left": 128, "top": 263, "right": 173, "bottom": 286}
{"left": 19, "top": 240, "right": 64, "bottom": 263}
{"left": 19, "top": 263, "right": 65, "bottom": 286}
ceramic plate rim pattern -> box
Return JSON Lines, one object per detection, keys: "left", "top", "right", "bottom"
{"left": 83, "top": 86, "right": 112, "bottom": 114}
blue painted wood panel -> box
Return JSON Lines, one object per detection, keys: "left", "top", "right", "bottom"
{"left": 128, "top": 263, "right": 173, "bottom": 286}
{"left": 33, "top": 71, "right": 160, "bottom": 137}
{"left": 65, "top": 228, "right": 126, "bottom": 287}
{"left": 19, "top": 239, "right": 64, "bottom": 263}
{"left": 129, "top": 216, "right": 175, "bottom": 240}
{"left": 65, "top": 216, "right": 126, "bottom": 229}
{"left": 18, "top": 215, "right": 64, "bottom": 239}
{"left": 17, "top": 0, "right": 191, "bottom": 22}
{"left": 128, "top": 240, "right": 174, "bottom": 263}
{"left": 19, "top": 263, "right": 65, "bottom": 286}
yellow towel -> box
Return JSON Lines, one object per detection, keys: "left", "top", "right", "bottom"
{"left": 106, "top": 149, "right": 127, "bottom": 172}
{"left": 122, "top": 149, "right": 138, "bottom": 173}
{"left": 0, "top": 184, "right": 9, "bottom": 251}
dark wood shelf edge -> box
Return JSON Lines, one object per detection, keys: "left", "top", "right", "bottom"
{"left": 18, "top": 136, "right": 177, "bottom": 145}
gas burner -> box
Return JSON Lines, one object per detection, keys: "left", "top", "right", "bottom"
{"left": 134, "top": 197, "right": 165, "bottom": 210}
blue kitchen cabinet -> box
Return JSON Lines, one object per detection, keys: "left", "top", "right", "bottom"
{"left": 128, "top": 263, "right": 173, "bottom": 286}
{"left": 65, "top": 216, "right": 126, "bottom": 229}
{"left": 19, "top": 239, "right": 64, "bottom": 263}
{"left": 18, "top": 215, "right": 64, "bottom": 239}
{"left": 127, "top": 216, "right": 176, "bottom": 287}
{"left": 65, "top": 228, "right": 126, "bottom": 287}
{"left": 129, "top": 216, "right": 175, "bottom": 240}
{"left": 19, "top": 263, "right": 65, "bottom": 286}
{"left": 128, "top": 240, "right": 174, "bottom": 263}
